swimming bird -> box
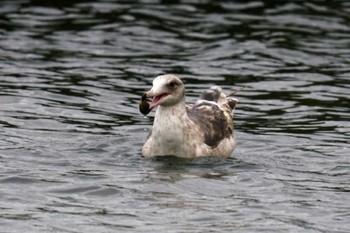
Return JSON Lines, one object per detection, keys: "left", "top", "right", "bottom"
{"left": 139, "top": 74, "right": 238, "bottom": 158}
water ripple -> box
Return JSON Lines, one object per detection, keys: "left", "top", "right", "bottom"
{"left": 0, "top": 1, "right": 349, "bottom": 232}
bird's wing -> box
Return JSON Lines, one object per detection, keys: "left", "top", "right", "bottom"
{"left": 187, "top": 101, "right": 233, "bottom": 148}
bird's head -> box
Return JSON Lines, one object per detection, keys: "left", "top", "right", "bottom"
{"left": 139, "top": 74, "right": 185, "bottom": 115}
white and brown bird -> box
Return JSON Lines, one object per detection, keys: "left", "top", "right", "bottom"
{"left": 139, "top": 74, "right": 238, "bottom": 158}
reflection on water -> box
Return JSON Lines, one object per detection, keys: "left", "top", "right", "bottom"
{"left": 0, "top": 0, "right": 349, "bottom": 232}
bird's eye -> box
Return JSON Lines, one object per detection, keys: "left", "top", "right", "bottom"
{"left": 168, "top": 81, "right": 177, "bottom": 88}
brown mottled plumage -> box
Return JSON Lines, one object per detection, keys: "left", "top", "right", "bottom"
{"left": 140, "top": 74, "right": 238, "bottom": 158}
{"left": 187, "top": 102, "right": 233, "bottom": 148}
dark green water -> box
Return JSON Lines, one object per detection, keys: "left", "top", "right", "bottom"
{"left": 0, "top": 1, "right": 349, "bottom": 232}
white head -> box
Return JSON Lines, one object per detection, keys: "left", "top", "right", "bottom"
{"left": 141, "top": 75, "right": 185, "bottom": 114}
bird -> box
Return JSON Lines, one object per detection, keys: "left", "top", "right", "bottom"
{"left": 139, "top": 74, "right": 238, "bottom": 159}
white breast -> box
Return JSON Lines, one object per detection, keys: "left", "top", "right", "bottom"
{"left": 142, "top": 103, "right": 198, "bottom": 157}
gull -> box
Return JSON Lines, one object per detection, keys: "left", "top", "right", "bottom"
{"left": 139, "top": 74, "right": 238, "bottom": 158}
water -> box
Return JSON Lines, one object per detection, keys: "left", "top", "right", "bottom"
{"left": 0, "top": 1, "right": 349, "bottom": 232}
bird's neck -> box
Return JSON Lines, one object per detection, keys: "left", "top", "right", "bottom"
{"left": 153, "top": 99, "right": 188, "bottom": 135}
{"left": 149, "top": 99, "right": 191, "bottom": 156}
{"left": 155, "top": 99, "right": 187, "bottom": 120}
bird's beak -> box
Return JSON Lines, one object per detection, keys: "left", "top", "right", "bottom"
{"left": 139, "top": 89, "right": 168, "bottom": 115}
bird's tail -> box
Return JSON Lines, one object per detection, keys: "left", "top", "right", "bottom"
{"left": 226, "top": 86, "right": 245, "bottom": 110}
{"left": 227, "top": 86, "right": 246, "bottom": 97}
{"left": 200, "top": 85, "right": 244, "bottom": 111}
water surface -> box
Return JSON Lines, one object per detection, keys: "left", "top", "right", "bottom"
{"left": 0, "top": 1, "right": 349, "bottom": 232}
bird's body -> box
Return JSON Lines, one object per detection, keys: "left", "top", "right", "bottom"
{"left": 140, "top": 74, "right": 238, "bottom": 158}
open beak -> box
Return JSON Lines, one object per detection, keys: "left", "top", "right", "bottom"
{"left": 139, "top": 90, "right": 168, "bottom": 115}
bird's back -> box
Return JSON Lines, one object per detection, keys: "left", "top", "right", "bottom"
{"left": 187, "top": 86, "right": 237, "bottom": 149}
